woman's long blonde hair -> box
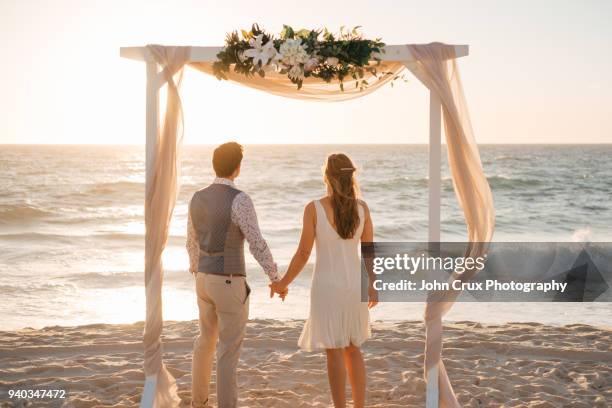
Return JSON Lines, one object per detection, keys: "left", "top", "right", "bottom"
{"left": 324, "top": 153, "right": 360, "bottom": 239}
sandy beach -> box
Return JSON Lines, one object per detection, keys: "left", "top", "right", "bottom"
{"left": 0, "top": 319, "right": 609, "bottom": 407}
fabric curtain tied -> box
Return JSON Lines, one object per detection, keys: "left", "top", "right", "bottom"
{"left": 142, "top": 43, "right": 494, "bottom": 407}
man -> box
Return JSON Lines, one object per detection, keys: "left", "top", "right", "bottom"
{"left": 186, "top": 142, "right": 287, "bottom": 408}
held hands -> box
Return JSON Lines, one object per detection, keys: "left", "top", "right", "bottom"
{"left": 269, "top": 280, "right": 289, "bottom": 301}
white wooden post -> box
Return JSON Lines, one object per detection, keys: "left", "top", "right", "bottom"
{"left": 140, "top": 60, "right": 159, "bottom": 408}
{"left": 425, "top": 89, "right": 442, "bottom": 408}
{"left": 145, "top": 61, "right": 159, "bottom": 195}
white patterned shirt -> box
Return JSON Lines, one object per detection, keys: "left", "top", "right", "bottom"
{"left": 186, "top": 177, "right": 279, "bottom": 281}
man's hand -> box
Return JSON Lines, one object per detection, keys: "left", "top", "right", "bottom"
{"left": 269, "top": 281, "right": 289, "bottom": 301}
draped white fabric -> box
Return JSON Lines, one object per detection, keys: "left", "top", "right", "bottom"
{"left": 189, "top": 60, "right": 406, "bottom": 101}
{"left": 142, "top": 45, "right": 190, "bottom": 408}
{"left": 142, "top": 43, "right": 494, "bottom": 407}
{"left": 405, "top": 44, "right": 495, "bottom": 408}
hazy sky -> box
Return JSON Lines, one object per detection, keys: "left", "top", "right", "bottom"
{"left": 1, "top": 0, "right": 611, "bottom": 144}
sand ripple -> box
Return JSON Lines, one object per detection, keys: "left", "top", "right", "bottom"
{"left": 0, "top": 320, "right": 610, "bottom": 407}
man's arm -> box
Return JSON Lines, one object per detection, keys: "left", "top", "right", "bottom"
{"left": 232, "top": 193, "right": 280, "bottom": 281}
{"left": 186, "top": 202, "right": 200, "bottom": 275}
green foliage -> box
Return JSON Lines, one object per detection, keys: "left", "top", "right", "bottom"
{"left": 212, "top": 24, "right": 390, "bottom": 91}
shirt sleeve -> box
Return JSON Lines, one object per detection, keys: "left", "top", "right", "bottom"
{"left": 231, "top": 192, "right": 280, "bottom": 281}
{"left": 186, "top": 205, "right": 200, "bottom": 275}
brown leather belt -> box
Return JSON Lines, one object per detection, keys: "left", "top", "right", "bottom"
{"left": 199, "top": 271, "right": 246, "bottom": 278}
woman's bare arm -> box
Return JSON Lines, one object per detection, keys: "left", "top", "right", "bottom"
{"left": 275, "top": 202, "right": 316, "bottom": 290}
{"left": 360, "top": 201, "right": 373, "bottom": 243}
{"left": 360, "top": 201, "right": 378, "bottom": 308}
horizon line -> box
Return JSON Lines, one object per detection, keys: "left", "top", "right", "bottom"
{"left": 2, "top": 142, "right": 612, "bottom": 146}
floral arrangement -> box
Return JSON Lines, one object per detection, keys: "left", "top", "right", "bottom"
{"left": 213, "top": 24, "right": 389, "bottom": 90}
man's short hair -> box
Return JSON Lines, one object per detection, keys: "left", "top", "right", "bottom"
{"left": 212, "top": 142, "right": 243, "bottom": 177}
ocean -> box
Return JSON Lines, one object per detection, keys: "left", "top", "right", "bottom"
{"left": 1, "top": 144, "right": 611, "bottom": 330}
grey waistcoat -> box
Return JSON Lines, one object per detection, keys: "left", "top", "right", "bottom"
{"left": 189, "top": 183, "right": 246, "bottom": 276}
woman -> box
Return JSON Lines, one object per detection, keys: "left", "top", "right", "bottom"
{"left": 270, "top": 153, "right": 378, "bottom": 408}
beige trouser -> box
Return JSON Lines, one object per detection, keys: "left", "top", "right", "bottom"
{"left": 192, "top": 273, "right": 250, "bottom": 408}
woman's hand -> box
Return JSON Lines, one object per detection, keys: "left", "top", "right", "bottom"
{"left": 269, "top": 280, "right": 289, "bottom": 301}
{"left": 368, "top": 283, "right": 378, "bottom": 309}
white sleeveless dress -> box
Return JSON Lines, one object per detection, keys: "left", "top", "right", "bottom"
{"left": 298, "top": 199, "right": 371, "bottom": 351}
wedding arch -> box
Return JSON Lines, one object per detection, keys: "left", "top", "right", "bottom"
{"left": 120, "top": 38, "right": 494, "bottom": 408}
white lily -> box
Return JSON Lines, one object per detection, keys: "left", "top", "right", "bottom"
{"left": 243, "top": 34, "right": 278, "bottom": 66}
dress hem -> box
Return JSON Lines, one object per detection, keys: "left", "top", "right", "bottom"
{"left": 297, "top": 334, "right": 371, "bottom": 352}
